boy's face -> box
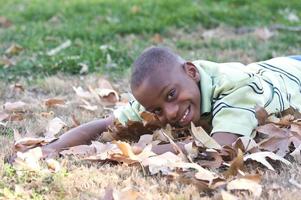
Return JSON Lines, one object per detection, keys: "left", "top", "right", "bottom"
{"left": 132, "top": 62, "right": 201, "bottom": 127}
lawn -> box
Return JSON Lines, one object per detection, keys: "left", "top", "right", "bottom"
{"left": 1, "top": 0, "right": 301, "bottom": 199}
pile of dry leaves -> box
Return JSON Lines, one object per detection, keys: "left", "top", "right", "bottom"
{"left": 1, "top": 79, "right": 301, "bottom": 200}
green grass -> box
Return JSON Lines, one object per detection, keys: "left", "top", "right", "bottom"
{"left": 0, "top": 0, "right": 300, "bottom": 80}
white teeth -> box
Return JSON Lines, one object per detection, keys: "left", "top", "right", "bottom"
{"left": 180, "top": 107, "right": 189, "bottom": 122}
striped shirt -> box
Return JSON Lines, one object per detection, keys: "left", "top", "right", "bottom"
{"left": 114, "top": 56, "right": 301, "bottom": 137}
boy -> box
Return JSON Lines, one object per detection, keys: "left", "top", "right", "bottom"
{"left": 43, "top": 47, "right": 301, "bottom": 156}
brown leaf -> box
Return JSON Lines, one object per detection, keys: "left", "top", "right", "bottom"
{"left": 44, "top": 117, "right": 66, "bottom": 138}
{"left": 14, "top": 137, "right": 57, "bottom": 152}
{"left": 0, "top": 16, "right": 12, "bottom": 28}
{"left": 46, "top": 158, "right": 61, "bottom": 173}
{"left": 5, "top": 43, "right": 23, "bottom": 55}
{"left": 10, "top": 83, "right": 25, "bottom": 92}
{"left": 254, "top": 27, "right": 274, "bottom": 41}
{"left": 73, "top": 86, "right": 93, "bottom": 99}
{"left": 197, "top": 149, "right": 223, "bottom": 169}
{"left": 191, "top": 123, "right": 221, "bottom": 149}
{"left": 44, "top": 98, "right": 65, "bottom": 108}
{"left": 221, "top": 190, "right": 238, "bottom": 200}
{"left": 152, "top": 33, "right": 163, "bottom": 43}
{"left": 257, "top": 123, "right": 301, "bottom": 156}
{"left": 130, "top": 5, "right": 140, "bottom": 14}
{"left": 103, "top": 186, "right": 141, "bottom": 200}
{"left": 13, "top": 147, "right": 43, "bottom": 171}
{"left": 0, "top": 112, "right": 9, "bottom": 122}
{"left": 227, "top": 178, "right": 262, "bottom": 197}
{"left": 255, "top": 106, "right": 268, "bottom": 125}
{"left": 224, "top": 149, "right": 244, "bottom": 178}
{"left": 233, "top": 136, "right": 259, "bottom": 153}
{"left": 4, "top": 101, "right": 27, "bottom": 112}
{"left": 244, "top": 151, "right": 291, "bottom": 171}
{"left": 79, "top": 99, "right": 98, "bottom": 111}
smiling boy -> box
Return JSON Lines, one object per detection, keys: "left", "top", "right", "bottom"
{"left": 44, "top": 47, "right": 301, "bottom": 155}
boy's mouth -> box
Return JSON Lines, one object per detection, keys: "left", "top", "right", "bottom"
{"left": 179, "top": 104, "right": 191, "bottom": 126}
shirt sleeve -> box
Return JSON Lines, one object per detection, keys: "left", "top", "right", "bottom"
{"left": 113, "top": 98, "right": 145, "bottom": 125}
{"left": 211, "top": 78, "right": 270, "bottom": 136}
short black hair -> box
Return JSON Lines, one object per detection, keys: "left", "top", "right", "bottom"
{"left": 130, "top": 46, "right": 185, "bottom": 89}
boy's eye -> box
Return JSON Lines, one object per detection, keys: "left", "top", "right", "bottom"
{"left": 167, "top": 89, "right": 176, "bottom": 101}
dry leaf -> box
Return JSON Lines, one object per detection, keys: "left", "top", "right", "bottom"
{"left": 14, "top": 137, "right": 57, "bottom": 152}
{"left": 79, "top": 99, "right": 98, "bottom": 111}
{"left": 191, "top": 123, "right": 221, "bottom": 149}
{"left": 224, "top": 149, "right": 244, "bottom": 178}
{"left": 221, "top": 190, "right": 238, "bottom": 200}
{"left": 244, "top": 151, "right": 291, "bottom": 171}
{"left": 45, "top": 117, "right": 66, "bottom": 138}
{"left": 5, "top": 43, "right": 23, "bottom": 55}
{"left": 103, "top": 186, "right": 141, "bottom": 200}
{"left": 73, "top": 86, "right": 94, "bottom": 99}
{"left": 152, "top": 33, "right": 163, "bottom": 43}
{"left": 44, "top": 98, "right": 65, "bottom": 108}
{"left": 47, "top": 40, "right": 71, "bottom": 56}
{"left": 10, "top": 83, "right": 25, "bottom": 92}
{"left": 130, "top": 5, "right": 140, "bottom": 14}
{"left": 141, "top": 152, "right": 183, "bottom": 175}
{"left": 197, "top": 149, "right": 223, "bottom": 169}
{"left": 254, "top": 27, "right": 274, "bottom": 41}
{"left": 46, "top": 158, "right": 61, "bottom": 173}
{"left": 0, "top": 16, "right": 12, "bottom": 28}
{"left": 3, "top": 101, "right": 27, "bottom": 112}
{"left": 257, "top": 123, "right": 301, "bottom": 156}
{"left": 0, "top": 112, "right": 9, "bottom": 122}
{"left": 290, "top": 144, "right": 301, "bottom": 163}
{"left": 233, "top": 136, "right": 259, "bottom": 153}
{"left": 255, "top": 105, "right": 268, "bottom": 125}
{"left": 227, "top": 178, "right": 262, "bottom": 197}
{"left": 13, "top": 147, "right": 43, "bottom": 171}
{"left": 0, "top": 56, "right": 16, "bottom": 68}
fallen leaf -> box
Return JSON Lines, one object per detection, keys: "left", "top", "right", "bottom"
{"left": 0, "top": 16, "right": 12, "bottom": 28}
{"left": 191, "top": 123, "right": 221, "bottom": 149}
{"left": 10, "top": 83, "right": 25, "bottom": 92}
{"left": 152, "top": 33, "right": 163, "bottom": 43}
{"left": 46, "top": 158, "right": 61, "bottom": 173}
{"left": 44, "top": 98, "right": 65, "bottom": 108}
{"left": 227, "top": 178, "right": 262, "bottom": 197}
{"left": 224, "top": 149, "right": 244, "bottom": 178}
{"left": 197, "top": 149, "right": 223, "bottom": 169}
{"left": 45, "top": 117, "right": 66, "bottom": 138}
{"left": 3, "top": 101, "right": 27, "bottom": 112}
{"left": 0, "top": 56, "right": 16, "bottom": 68}
{"left": 14, "top": 137, "right": 57, "bottom": 152}
{"left": 244, "top": 151, "right": 291, "bottom": 171}
{"left": 255, "top": 105, "right": 268, "bottom": 125}
{"left": 141, "top": 152, "right": 183, "bottom": 175}
{"left": 79, "top": 99, "right": 98, "bottom": 111}
{"left": 233, "top": 136, "right": 259, "bottom": 153}
{"left": 103, "top": 186, "right": 141, "bottom": 200}
{"left": 13, "top": 147, "right": 43, "bottom": 171}
{"left": 254, "top": 27, "right": 274, "bottom": 41}
{"left": 47, "top": 40, "right": 71, "bottom": 56}
{"left": 0, "top": 112, "right": 9, "bottom": 122}
{"left": 73, "top": 86, "right": 94, "bottom": 99}
{"left": 5, "top": 43, "right": 23, "bottom": 55}
{"left": 221, "top": 190, "right": 238, "bottom": 200}
{"left": 130, "top": 5, "right": 140, "bottom": 14}
{"left": 290, "top": 144, "right": 301, "bottom": 163}
{"left": 257, "top": 123, "right": 301, "bottom": 156}
{"left": 79, "top": 63, "right": 89, "bottom": 74}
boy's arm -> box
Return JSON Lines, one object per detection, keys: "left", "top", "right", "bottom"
{"left": 211, "top": 132, "right": 239, "bottom": 146}
{"left": 43, "top": 115, "right": 114, "bottom": 155}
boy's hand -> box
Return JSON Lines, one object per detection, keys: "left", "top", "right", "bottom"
{"left": 212, "top": 132, "right": 239, "bottom": 146}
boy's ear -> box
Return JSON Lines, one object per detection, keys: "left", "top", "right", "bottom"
{"left": 183, "top": 62, "right": 200, "bottom": 82}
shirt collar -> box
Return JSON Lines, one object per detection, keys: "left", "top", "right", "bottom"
{"left": 192, "top": 61, "right": 213, "bottom": 114}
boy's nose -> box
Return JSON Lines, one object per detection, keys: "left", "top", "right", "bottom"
{"left": 164, "top": 103, "right": 179, "bottom": 123}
